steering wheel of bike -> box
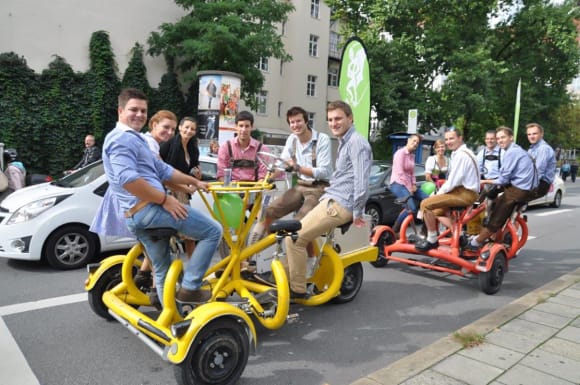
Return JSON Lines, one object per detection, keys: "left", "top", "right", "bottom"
{"left": 257, "top": 151, "right": 287, "bottom": 172}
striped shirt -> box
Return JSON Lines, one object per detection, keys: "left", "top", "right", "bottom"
{"left": 528, "top": 139, "right": 556, "bottom": 184}
{"left": 321, "top": 126, "right": 373, "bottom": 219}
{"left": 493, "top": 143, "right": 538, "bottom": 191}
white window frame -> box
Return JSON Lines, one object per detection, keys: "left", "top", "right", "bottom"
{"left": 257, "top": 57, "right": 269, "bottom": 72}
{"left": 309, "top": 34, "right": 319, "bottom": 57}
{"left": 257, "top": 90, "right": 268, "bottom": 114}
{"left": 307, "top": 112, "right": 315, "bottom": 129}
{"left": 306, "top": 75, "right": 317, "bottom": 97}
{"left": 311, "top": 0, "right": 320, "bottom": 18}
{"left": 328, "top": 67, "right": 339, "bottom": 87}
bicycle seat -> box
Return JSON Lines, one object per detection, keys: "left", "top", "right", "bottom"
{"left": 144, "top": 227, "right": 178, "bottom": 242}
{"left": 269, "top": 219, "right": 301, "bottom": 234}
{"left": 394, "top": 196, "right": 412, "bottom": 205}
{"left": 339, "top": 221, "right": 352, "bottom": 234}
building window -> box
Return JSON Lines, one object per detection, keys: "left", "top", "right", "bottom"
{"left": 257, "top": 90, "right": 268, "bottom": 114}
{"left": 306, "top": 75, "right": 317, "bottom": 97}
{"left": 329, "top": 31, "right": 340, "bottom": 58}
{"left": 311, "top": 0, "right": 320, "bottom": 18}
{"left": 328, "top": 67, "right": 339, "bottom": 87}
{"left": 257, "top": 57, "right": 269, "bottom": 72}
{"left": 309, "top": 34, "right": 319, "bottom": 57}
{"left": 307, "top": 112, "right": 315, "bottom": 129}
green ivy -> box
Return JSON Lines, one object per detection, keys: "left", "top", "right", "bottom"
{"left": 0, "top": 30, "right": 187, "bottom": 176}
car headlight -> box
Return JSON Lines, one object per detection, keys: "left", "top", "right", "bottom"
{"left": 6, "top": 196, "right": 69, "bottom": 225}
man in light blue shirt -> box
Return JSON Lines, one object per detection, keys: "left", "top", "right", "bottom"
{"left": 527, "top": 122, "right": 556, "bottom": 199}
{"left": 102, "top": 88, "right": 222, "bottom": 306}
{"left": 476, "top": 130, "right": 501, "bottom": 180}
{"left": 466, "top": 126, "right": 537, "bottom": 251}
{"left": 284, "top": 101, "right": 372, "bottom": 298}
{"left": 249, "top": 106, "right": 332, "bottom": 243}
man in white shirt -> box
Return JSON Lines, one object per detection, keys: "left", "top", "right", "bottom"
{"left": 415, "top": 128, "right": 480, "bottom": 251}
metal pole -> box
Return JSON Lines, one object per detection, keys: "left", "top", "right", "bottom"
{"left": 0, "top": 142, "right": 4, "bottom": 171}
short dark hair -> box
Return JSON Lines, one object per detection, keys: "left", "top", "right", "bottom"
{"left": 235, "top": 110, "right": 254, "bottom": 125}
{"left": 118, "top": 88, "right": 147, "bottom": 108}
{"left": 286, "top": 106, "right": 310, "bottom": 128}
{"left": 327, "top": 100, "right": 353, "bottom": 117}
{"left": 179, "top": 116, "right": 197, "bottom": 126}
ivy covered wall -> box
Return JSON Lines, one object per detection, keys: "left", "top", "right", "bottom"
{"left": 0, "top": 31, "right": 190, "bottom": 175}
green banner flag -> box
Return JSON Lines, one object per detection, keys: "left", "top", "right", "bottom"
{"left": 513, "top": 79, "right": 521, "bottom": 143}
{"left": 338, "top": 37, "right": 371, "bottom": 139}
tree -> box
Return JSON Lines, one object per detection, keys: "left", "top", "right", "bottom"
{"left": 326, "top": 0, "right": 580, "bottom": 149}
{"left": 147, "top": 0, "right": 294, "bottom": 109}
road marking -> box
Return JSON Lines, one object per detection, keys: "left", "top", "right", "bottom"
{"left": 0, "top": 293, "right": 86, "bottom": 317}
{"left": 534, "top": 209, "right": 572, "bottom": 217}
{"left": 0, "top": 318, "right": 40, "bottom": 385}
{"left": 0, "top": 294, "right": 87, "bottom": 385}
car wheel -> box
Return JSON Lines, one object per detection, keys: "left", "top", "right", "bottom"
{"left": 44, "top": 225, "right": 98, "bottom": 270}
{"left": 551, "top": 190, "right": 562, "bottom": 208}
{"left": 365, "top": 204, "right": 382, "bottom": 228}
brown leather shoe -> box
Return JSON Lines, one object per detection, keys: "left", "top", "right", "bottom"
{"left": 176, "top": 288, "right": 212, "bottom": 304}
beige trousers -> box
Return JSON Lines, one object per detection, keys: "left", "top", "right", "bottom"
{"left": 284, "top": 198, "right": 352, "bottom": 293}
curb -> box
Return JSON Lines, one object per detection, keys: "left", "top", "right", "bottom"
{"left": 351, "top": 266, "right": 580, "bottom": 385}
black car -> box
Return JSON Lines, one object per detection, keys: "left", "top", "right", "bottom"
{"left": 365, "top": 160, "right": 426, "bottom": 227}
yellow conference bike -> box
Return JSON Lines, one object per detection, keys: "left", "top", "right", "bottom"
{"left": 84, "top": 153, "right": 378, "bottom": 385}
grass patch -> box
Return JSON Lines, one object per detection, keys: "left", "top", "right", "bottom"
{"left": 453, "top": 331, "right": 485, "bottom": 348}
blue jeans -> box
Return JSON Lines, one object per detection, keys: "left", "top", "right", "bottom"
{"left": 126, "top": 204, "right": 222, "bottom": 306}
{"left": 390, "top": 182, "right": 429, "bottom": 227}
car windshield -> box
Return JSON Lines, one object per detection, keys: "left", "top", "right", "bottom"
{"left": 52, "top": 162, "right": 104, "bottom": 188}
{"left": 369, "top": 162, "right": 391, "bottom": 188}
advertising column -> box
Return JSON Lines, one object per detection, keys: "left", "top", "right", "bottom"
{"left": 197, "top": 71, "right": 244, "bottom": 146}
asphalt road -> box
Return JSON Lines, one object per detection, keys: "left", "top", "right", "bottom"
{"left": 1, "top": 183, "right": 579, "bottom": 385}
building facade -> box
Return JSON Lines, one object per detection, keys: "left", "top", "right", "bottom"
{"left": 1, "top": 0, "right": 342, "bottom": 140}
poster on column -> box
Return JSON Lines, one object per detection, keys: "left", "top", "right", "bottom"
{"left": 197, "top": 71, "right": 243, "bottom": 144}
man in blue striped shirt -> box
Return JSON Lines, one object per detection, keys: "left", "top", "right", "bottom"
{"left": 526, "top": 123, "right": 556, "bottom": 200}
{"left": 466, "top": 126, "right": 538, "bottom": 251}
{"left": 284, "top": 101, "right": 373, "bottom": 299}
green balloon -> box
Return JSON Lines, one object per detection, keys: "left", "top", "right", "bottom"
{"left": 213, "top": 193, "right": 244, "bottom": 228}
{"left": 421, "top": 181, "right": 436, "bottom": 195}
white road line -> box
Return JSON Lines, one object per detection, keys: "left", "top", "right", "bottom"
{"left": 0, "top": 318, "right": 40, "bottom": 385}
{"left": 534, "top": 209, "right": 572, "bottom": 217}
{"left": 0, "top": 293, "right": 86, "bottom": 317}
{"left": 0, "top": 293, "right": 87, "bottom": 385}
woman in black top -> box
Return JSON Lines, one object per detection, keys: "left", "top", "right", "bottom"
{"left": 159, "top": 116, "right": 202, "bottom": 258}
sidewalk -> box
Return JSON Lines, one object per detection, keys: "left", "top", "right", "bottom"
{"left": 352, "top": 267, "right": 580, "bottom": 385}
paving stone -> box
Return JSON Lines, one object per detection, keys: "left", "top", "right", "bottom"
{"left": 559, "top": 288, "right": 580, "bottom": 299}
{"left": 458, "top": 342, "right": 524, "bottom": 370}
{"left": 533, "top": 301, "right": 580, "bottom": 319}
{"left": 518, "top": 308, "right": 571, "bottom": 329}
{"left": 571, "top": 317, "right": 580, "bottom": 327}
{"left": 556, "top": 324, "right": 580, "bottom": 344}
{"left": 432, "top": 354, "right": 502, "bottom": 385}
{"left": 498, "top": 318, "right": 557, "bottom": 342}
{"left": 400, "top": 369, "right": 468, "bottom": 385}
{"left": 540, "top": 337, "right": 580, "bottom": 362}
{"left": 548, "top": 294, "right": 580, "bottom": 309}
{"left": 520, "top": 349, "right": 580, "bottom": 384}
{"left": 485, "top": 329, "right": 544, "bottom": 354}
{"left": 496, "top": 364, "right": 575, "bottom": 385}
